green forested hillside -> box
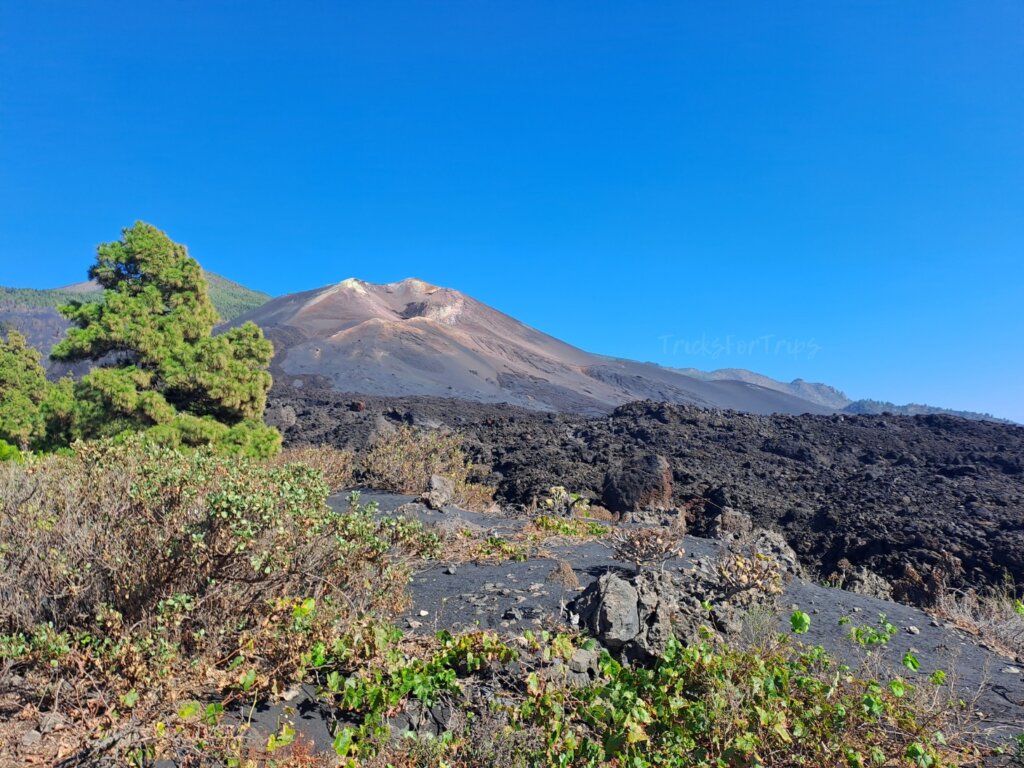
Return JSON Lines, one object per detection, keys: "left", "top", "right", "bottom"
{"left": 0, "top": 270, "right": 270, "bottom": 322}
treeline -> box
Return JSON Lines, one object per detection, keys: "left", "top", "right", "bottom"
{"left": 1, "top": 269, "right": 269, "bottom": 322}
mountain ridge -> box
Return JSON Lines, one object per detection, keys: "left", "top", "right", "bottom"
{"left": 229, "top": 277, "right": 1007, "bottom": 421}
{"left": 1, "top": 273, "right": 1009, "bottom": 422}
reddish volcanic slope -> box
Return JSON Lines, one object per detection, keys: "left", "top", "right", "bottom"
{"left": 234, "top": 278, "right": 834, "bottom": 416}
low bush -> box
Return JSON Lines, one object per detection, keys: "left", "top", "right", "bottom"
{"left": 0, "top": 441, "right": 997, "bottom": 766}
{"left": 0, "top": 438, "right": 22, "bottom": 463}
{"left": 523, "top": 633, "right": 972, "bottom": 767}
{"left": 529, "top": 515, "right": 608, "bottom": 539}
{"left": 0, "top": 442, "right": 439, "bottom": 763}
{"left": 609, "top": 526, "right": 685, "bottom": 573}
{"left": 331, "top": 626, "right": 978, "bottom": 768}
{"left": 360, "top": 425, "right": 494, "bottom": 509}
{"left": 272, "top": 443, "right": 357, "bottom": 491}
{"left": 539, "top": 486, "right": 591, "bottom": 517}
{"left": 716, "top": 546, "right": 786, "bottom": 597}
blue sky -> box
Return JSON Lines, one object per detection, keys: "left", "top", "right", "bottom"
{"left": 1, "top": 1, "right": 1022, "bottom": 421}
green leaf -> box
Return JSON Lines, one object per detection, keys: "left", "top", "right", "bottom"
{"left": 333, "top": 728, "right": 355, "bottom": 757}
{"left": 790, "top": 611, "right": 811, "bottom": 635}
{"left": 240, "top": 668, "right": 257, "bottom": 691}
{"left": 177, "top": 700, "right": 201, "bottom": 720}
{"left": 861, "top": 693, "right": 885, "bottom": 718}
{"left": 290, "top": 598, "right": 313, "bottom": 622}
{"left": 326, "top": 670, "right": 343, "bottom": 692}
{"left": 203, "top": 702, "right": 225, "bottom": 726}
{"left": 902, "top": 651, "right": 920, "bottom": 672}
{"left": 905, "top": 742, "right": 934, "bottom": 767}
{"left": 267, "top": 723, "right": 295, "bottom": 752}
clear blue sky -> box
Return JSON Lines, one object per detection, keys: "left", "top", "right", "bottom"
{"left": 1, "top": 2, "right": 1022, "bottom": 421}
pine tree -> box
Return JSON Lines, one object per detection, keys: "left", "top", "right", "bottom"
{"left": 0, "top": 330, "right": 49, "bottom": 450}
{"left": 51, "top": 222, "right": 279, "bottom": 455}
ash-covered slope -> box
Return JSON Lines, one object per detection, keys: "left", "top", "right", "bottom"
{"left": 234, "top": 278, "right": 834, "bottom": 416}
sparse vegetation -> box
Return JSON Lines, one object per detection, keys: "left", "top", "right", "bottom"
{"left": 529, "top": 514, "right": 608, "bottom": 539}
{"left": 716, "top": 541, "right": 786, "bottom": 597}
{"left": 934, "top": 582, "right": 1024, "bottom": 659}
{"left": 363, "top": 628, "right": 977, "bottom": 768}
{"left": 361, "top": 424, "right": 495, "bottom": 509}
{"left": 273, "top": 443, "right": 357, "bottom": 491}
{"left": 475, "top": 535, "right": 529, "bottom": 563}
{"left": 0, "top": 443, "right": 439, "bottom": 762}
{"left": 548, "top": 559, "right": 582, "bottom": 591}
{"left": 539, "top": 485, "right": 591, "bottom": 517}
{"left": 0, "top": 439, "right": 1003, "bottom": 764}
{"left": 609, "top": 526, "right": 685, "bottom": 573}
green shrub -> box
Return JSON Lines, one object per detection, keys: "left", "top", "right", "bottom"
{"left": 539, "top": 486, "right": 591, "bottom": 516}
{"left": 0, "top": 438, "right": 22, "bottom": 462}
{"left": 273, "top": 443, "right": 357, "bottom": 491}
{"left": 346, "top": 629, "right": 975, "bottom": 768}
{"left": 531, "top": 515, "right": 608, "bottom": 539}
{"left": 0, "top": 440, "right": 441, "bottom": 759}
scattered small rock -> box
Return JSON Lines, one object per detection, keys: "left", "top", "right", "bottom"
{"left": 39, "top": 712, "right": 68, "bottom": 734}
{"left": 21, "top": 730, "right": 42, "bottom": 748}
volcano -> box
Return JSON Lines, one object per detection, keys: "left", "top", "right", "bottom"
{"left": 232, "top": 277, "right": 835, "bottom": 416}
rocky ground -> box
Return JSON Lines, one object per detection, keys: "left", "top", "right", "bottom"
{"left": 269, "top": 386, "right": 1024, "bottom": 604}
{"left": 238, "top": 491, "right": 1024, "bottom": 760}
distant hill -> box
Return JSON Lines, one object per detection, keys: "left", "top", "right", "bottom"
{"left": 227, "top": 277, "right": 837, "bottom": 416}
{"left": 0, "top": 271, "right": 269, "bottom": 321}
{"left": 673, "top": 368, "right": 851, "bottom": 409}
{"left": 673, "top": 367, "right": 1007, "bottom": 422}
{"left": 0, "top": 271, "right": 270, "bottom": 360}
{"left": 840, "top": 399, "right": 1010, "bottom": 422}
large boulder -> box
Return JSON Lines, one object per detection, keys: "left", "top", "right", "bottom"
{"left": 843, "top": 566, "right": 894, "bottom": 601}
{"left": 570, "top": 570, "right": 676, "bottom": 662}
{"left": 573, "top": 572, "right": 641, "bottom": 650}
{"left": 602, "top": 455, "right": 673, "bottom": 514}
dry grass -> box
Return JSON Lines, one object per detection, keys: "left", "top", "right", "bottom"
{"left": 365, "top": 708, "right": 545, "bottom": 768}
{"left": 547, "top": 559, "right": 581, "bottom": 591}
{"left": 271, "top": 444, "right": 356, "bottom": 491}
{"left": 934, "top": 583, "right": 1024, "bottom": 660}
{"left": 360, "top": 425, "right": 495, "bottom": 511}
